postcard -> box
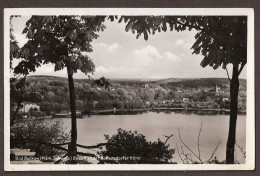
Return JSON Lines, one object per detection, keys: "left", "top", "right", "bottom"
{"left": 4, "top": 8, "right": 255, "bottom": 170}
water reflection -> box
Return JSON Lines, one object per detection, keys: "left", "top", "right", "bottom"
{"left": 47, "top": 111, "right": 246, "bottom": 164}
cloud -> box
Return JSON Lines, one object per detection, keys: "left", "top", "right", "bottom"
{"left": 174, "top": 38, "right": 193, "bottom": 51}
{"left": 28, "top": 63, "right": 67, "bottom": 77}
{"left": 180, "top": 53, "right": 186, "bottom": 58}
{"left": 95, "top": 66, "right": 111, "bottom": 73}
{"left": 95, "top": 42, "right": 121, "bottom": 51}
{"left": 133, "top": 45, "right": 181, "bottom": 64}
{"left": 133, "top": 45, "right": 163, "bottom": 65}
{"left": 175, "top": 39, "right": 184, "bottom": 46}
{"left": 163, "top": 52, "right": 181, "bottom": 62}
{"left": 183, "top": 42, "right": 193, "bottom": 50}
{"left": 94, "top": 65, "right": 132, "bottom": 77}
{"left": 108, "top": 43, "right": 120, "bottom": 50}
{"left": 95, "top": 43, "right": 107, "bottom": 48}
{"left": 13, "top": 32, "right": 28, "bottom": 47}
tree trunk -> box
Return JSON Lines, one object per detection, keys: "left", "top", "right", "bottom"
{"left": 226, "top": 63, "right": 239, "bottom": 164}
{"left": 67, "top": 66, "right": 78, "bottom": 164}
{"left": 10, "top": 101, "right": 22, "bottom": 126}
{"left": 10, "top": 76, "right": 27, "bottom": 126}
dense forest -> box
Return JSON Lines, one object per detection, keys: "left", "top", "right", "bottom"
{"left": 11, "top": 75, "right": 247, "bottom": 117}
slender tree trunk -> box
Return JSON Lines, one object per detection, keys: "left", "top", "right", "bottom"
{"left": 226, "top": 63, "right": 239, "bottom": 164}
{"left": 10, "top": 101, "right": 22, "bottom": 126}
{"left": 67, "top": 66, "right": 78, "bottom": 164}
{"left": 10, "top": 76, "right": 27, "bottom": 126}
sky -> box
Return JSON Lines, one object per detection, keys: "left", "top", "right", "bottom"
{"left": 11, "top": 16, "right": 247, "bottom": 80}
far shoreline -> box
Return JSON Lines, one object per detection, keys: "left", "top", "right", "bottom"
{"left": 80, "top": 107, "right": 246, "bottom": 116}
{"left": 16, "top": 108, "right": 247, "bottom": 121}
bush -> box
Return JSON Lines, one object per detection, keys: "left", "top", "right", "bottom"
{"left": 10, "top": 120, "right": 70, "bottom": 159}
{"left": 49, "top": 81, "right": 66, "bottom": 87}
{"left": 99, "top": 128, "right": 175, "bottom": 164}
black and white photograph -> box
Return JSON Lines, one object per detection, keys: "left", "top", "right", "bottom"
{"left": 4, "top": 8, "right": 254, "bottom": 170}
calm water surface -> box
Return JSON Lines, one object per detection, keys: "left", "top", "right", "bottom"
{"left": 45, "top": 111, "right": 246, "bottom": 163}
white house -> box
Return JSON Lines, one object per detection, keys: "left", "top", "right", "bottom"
{"left": 222, "top": 98, "right": 229, "bottom": 102}
{"left": 176, "top": 89, "right": 182, "bottom": 93}
{"left": 21, "top": 103, "right": 40, "bottom": 113}
{"left": 144, "top": 84, "right": 149, "bottom": 88}
{"left": 216, "top": 85, "right": 221, "bottom": 94}
{"left": 93, "top": 101, "right": 99, "bottom": 108}
{"left": 145, "top": 101, "right": 150, "bottom": 106}
{"left": 182, "top": 98, "right": 189, "bottom": 103}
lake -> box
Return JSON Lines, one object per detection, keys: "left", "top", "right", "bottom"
{"left": 45, "top": 111, "right": 246, "bottom": 164}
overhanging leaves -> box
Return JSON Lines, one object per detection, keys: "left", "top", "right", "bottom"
{"left": 14, "top": 15, "right": 107, "bottom": 76}
{"left": 119, "top": 16, "right": 247, "bottom": 71}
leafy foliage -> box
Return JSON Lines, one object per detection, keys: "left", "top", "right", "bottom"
{"left": 99, "top": 128, "right": 175, "bottom": 164}
{"left": 119, "top": 16, "right": 247, "bottom": 71}
{"left": 15, "top": 76, "right": 246, "bottom": 115}
{"left": 10, "top": 15, "right": 21, "bottom": 69}
{"left": 91, "top": 76, "right": 111, "bottom": 90}
{"left": 10, "top": 77, "right": 31, "bottom": 125}
{"left": 10, "top": 120, "right": 70, "bottom": 158}
{"left": 118, "top": 16, "right": 247, "bottom": 163}
{"left": 14, "top": 16, "right": 107, "bottom": 75}
{"left": 10, "top": 77, "right": 29, "bottom": 103}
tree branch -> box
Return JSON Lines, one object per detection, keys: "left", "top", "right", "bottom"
{"left": 17, "top": 138, "right": 69, "bottom": 151}
{"left": 10, "top": 75, "right": 28, "bottom": 126}
{"left": 54, "top": 153, "right": 68, "bottom": 164}
{"left": 76, "top": 151, "right": 98, "bottom": 158}
{"left": 204, "top": 141, "right": 221, "bottom": 163}
{"left": 238, "top": 63, "right": 245, "bottom": 76}
{"left": 175, "top": 143, "right": 185, "bottom": 164}
{"left": 197, "top": 123, "right": 202, "bottom": 160}
{"left": 51, "top": 142, "right": 71, "bottom": 146}
{"left": 225, "top": 68, "right": 231, "bottom": 82}
{"left": 175, "top": 20, "right": 203, "bottom": 31}
{"left": 88, "top": 74, "right": 94, "bottom": 81}
{"left": 164, "top": 134, "right": 174, "bottom": 144}
{"left": 235, "top": 141, "right": 246, "bottom": 158}
{"left": 15, "top": 73, "right": 22, "bottom": 79}
{"left": 76, "top": 142, "right": 117, "bottom": 149}
{"left": 178, "top": 128, "right": 202, "bottom": 163}
{"left": 10, "top": 99, "right": 23, "bottom": 126}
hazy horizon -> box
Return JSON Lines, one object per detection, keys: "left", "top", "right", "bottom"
{"left": 27, "top": 74, "right": 247, "bottom": 81}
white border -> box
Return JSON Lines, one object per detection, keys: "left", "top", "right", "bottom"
{"left": 4, "top": 8, "right": 255, "bottom": 171}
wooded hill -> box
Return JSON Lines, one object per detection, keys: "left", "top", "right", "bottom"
{"left": 14, "top": 75, "right": 246, "bottom": 116}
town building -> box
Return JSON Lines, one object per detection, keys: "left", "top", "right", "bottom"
{"left": 222, "top": 98, "right": 229, "bottom": 102}
{"left": 182, "top": 98, "right": 189, "bottom": 103}
{"left": 93, "top": 101, "right": 99, "bottom": 108}
{"left": 145, "top": 101, "right": 150, "bottom": 106}
{"left": 20, "top": 102, "right": 40, "bottom": 113}
{"left": 216, "top": 85, "right": 221, "bottom": 94}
